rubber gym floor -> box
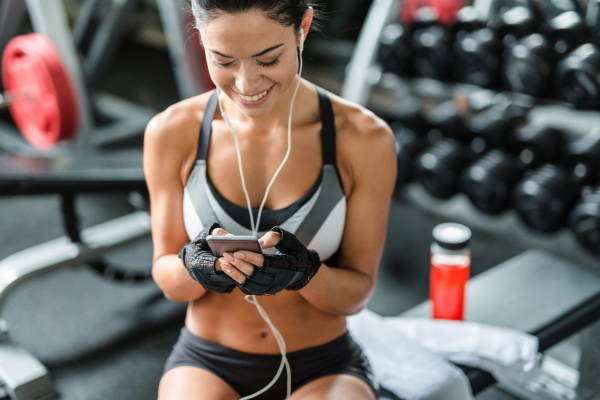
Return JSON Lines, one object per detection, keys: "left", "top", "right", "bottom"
{"left": 1, "top": 35, "right": 599, "bottom": 400}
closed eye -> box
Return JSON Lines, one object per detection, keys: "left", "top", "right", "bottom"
{"left": 257, "top": 58, "right": 280, "bottom": 67}
{"left": 212, "top": 60, "right": 235, "bottom": 68}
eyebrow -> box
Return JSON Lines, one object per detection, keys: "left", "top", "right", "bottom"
{"left": 209, "top": 43, "right": 284, "bottom": 59}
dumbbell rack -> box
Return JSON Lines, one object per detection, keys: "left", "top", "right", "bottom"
{"left": 343, "top": 1, "right": 600, "bottom": 399}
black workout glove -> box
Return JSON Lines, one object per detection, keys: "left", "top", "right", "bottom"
{"left": 178, "top": 222, "right": 237, "bottom": 293}
{"left": 239, "top": 227, "right": 322, "bottom": 296}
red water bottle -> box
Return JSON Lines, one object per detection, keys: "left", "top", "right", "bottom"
{"left": 430, "top": 222, "right": 472, "bottom": 320}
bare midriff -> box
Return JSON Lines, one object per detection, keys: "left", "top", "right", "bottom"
{"left": 185, "top": 290, "right": 346, "bottom": 354}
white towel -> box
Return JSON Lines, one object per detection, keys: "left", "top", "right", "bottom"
{"left": 348, "top": 309, "right": 541, "bottom": 399}
{"left": 386, "top": 317, "right": 541, "bottom": 386}
{"left": 348, "top": 309, "right": 474, "bottom": 400}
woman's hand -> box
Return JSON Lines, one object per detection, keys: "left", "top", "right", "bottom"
{"left": 179, "top": 223, "right": 238, "bottom": 293}
{"left": 222, "top": 227, "right": 322, "bottom": 295}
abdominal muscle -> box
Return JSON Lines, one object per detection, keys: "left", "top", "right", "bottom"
{"left": 185, "top": 289, "right": 346, "bottom": 354}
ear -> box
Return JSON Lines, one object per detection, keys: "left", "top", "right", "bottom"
{"left": 298, "top": 7, "right": 314, "bottom": 46}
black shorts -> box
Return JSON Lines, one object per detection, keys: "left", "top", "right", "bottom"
{"left": 163, "top": 327, "right": 377, "bottom": 398}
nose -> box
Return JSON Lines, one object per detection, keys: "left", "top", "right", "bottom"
{"left": 235, "top": 62, "right": 262, "bottom": 95}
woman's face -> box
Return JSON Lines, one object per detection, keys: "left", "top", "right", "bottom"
{"left": 199, "top": 10, "right": 301, "bottom": 119}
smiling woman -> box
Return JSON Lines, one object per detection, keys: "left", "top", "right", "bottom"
{"left": 143, "top": 1, "right": 397, "bottom": 399}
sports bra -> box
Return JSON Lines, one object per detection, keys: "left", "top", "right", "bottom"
{"left": 182, "top": 87, "right": 346, "bottom": 261}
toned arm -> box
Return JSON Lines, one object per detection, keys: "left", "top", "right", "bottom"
{"left": 297, "top": 102, "right": 397, "bottom": 316}
{"left": 143, "top": 103, "right": 207, "bottom": 303}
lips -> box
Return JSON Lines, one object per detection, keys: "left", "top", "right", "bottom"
{"left": 234, "top": 85, "right": 274, "bottom": 106}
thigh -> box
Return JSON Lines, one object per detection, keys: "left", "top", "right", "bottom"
{"left": 290, "top": 374, "right": 377, "bottom": 400}
{"left": 158, "top": 366, "right": 241, "bottom": 400}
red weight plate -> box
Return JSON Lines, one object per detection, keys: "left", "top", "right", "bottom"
{"left": 1, "top": 33, "right": 79, "bottom": 150}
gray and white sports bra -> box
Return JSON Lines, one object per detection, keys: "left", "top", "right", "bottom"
{"left": 182, "top": 87, "right": 346, "bottom": 261}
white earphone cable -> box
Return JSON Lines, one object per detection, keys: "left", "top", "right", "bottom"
{"left": 217, "top": 30, "right": 305, "bottom": 400}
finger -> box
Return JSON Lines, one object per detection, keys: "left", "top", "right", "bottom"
{"left": 215, "top": 257, "right": 226, "bottom": 272}
{"left": 210, "top": 227, "right": 232, "bottom": 236}
{"left": 223, "top": 251, "right": 258, "bottom": 274}
{"left": 221, "top": 262, "right": 246, "bottom": 284}
{"left": 258, "top": 230, "right": 282, "bottom": 249}
{"left": 231, "top": 250, "right": 265, "bottom": 268}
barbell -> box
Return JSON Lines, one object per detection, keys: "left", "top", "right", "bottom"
{"left": 1, "top": 33, "right": 79, "bottom": 150}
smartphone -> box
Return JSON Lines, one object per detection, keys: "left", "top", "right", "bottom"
{"left": 206, "top": 235, "right": 262, "bottom": 257}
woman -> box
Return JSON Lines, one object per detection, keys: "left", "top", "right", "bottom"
{"left": 143, "top": 0, "right": 397, "bottom": 398}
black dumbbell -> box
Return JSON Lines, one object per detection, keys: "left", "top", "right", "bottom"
{"left": 454, "top": 15, "right": 502, "bottom": 88}
{"left": 413, "top": 100, "right": 473, "bottom": 199}
{"left": 393, "top": 124, "right": 430, "bottom": 189}
{"left": 460, "top": 123, "right": 566, "bottom": 215}
{"left": 410, "top": 7, "right": 454, "bottom": 81}
{"left": 536, "top": 0, "right": 587, "bottom": 49}
{"left": 554, "top": 43, "right": 600, "bottom": 109}
{"left": 378, "top": 22, "right": 413, "bottom": 77}
{"left": 503, "top": 2, "right": 590, "bottom": 98}
{"left": 586, "top": 0, "right": 600, "bottom": 46}
{"left": 386, "top": 100, "right": 431, "bottom": 187}
{"left": 452, "top": 6, "right": 485, "bottom": 36}
{"left": 503, "top": 33, "right": 555, "bottom": 97}
{"left": 425, "top": 100, "right": 469, "bottom": 143}
{"left": 512, "top": 128, "right": 600, "bottom": 233}
{"left": 415, "top": 99, "right": 531, "bottom": 200}
{"left": 489, "top": 0, "right": 540, "bottom": 48}
{"left": 569, "top": 185, "right": 600, "bottom": 255}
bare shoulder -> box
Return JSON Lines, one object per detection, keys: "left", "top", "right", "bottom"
{"left": 144, "top": 91, "right": 215, "bottom": 180}
{"left": 326, "top": 91, "right": 394, "bottom": 148}
{"left": 145, "top": 90, "right": 214, "bottom": 148}
{"left": 324, "top": 91, "right": 396, "bottom": 187}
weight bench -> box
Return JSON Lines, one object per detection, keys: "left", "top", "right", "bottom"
{"left": 0, "top": 149, "right": 150, "bottom": 400}
{"left": 398, "top": 249, "right": 600, "bottom": 398}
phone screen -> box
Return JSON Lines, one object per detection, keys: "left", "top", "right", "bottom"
{"left": 206, "top": 235, "right": 262, "bottom": 257}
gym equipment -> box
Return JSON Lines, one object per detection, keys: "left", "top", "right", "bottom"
{"left": 488, "top": 0, "right": 539, "bottom": 48}
{"left": 402, "top": 249, "right": 600, "bottom": 396}
{"left": 569, "top": 185, "right": 600, "bottom": 255}
{"left": 401, "top": 0, "right": 466, "bottom": 27}
{"left": 385, "top": 99, "right": 431, "bottom": 187}
{"left": 415, "top": 137, "right": 471, "bottom": 199}
{"left": 460, "top": 123, "right": 566, "bottom": 215}
{"left": 452, "top": 6, "right": 502, "bottom": 88}
{"left": 554, "top": 43, "right": 600, "bottom": 110}
{"left": 0, "top": 1, "right": 209, "bottom": 398}
{"left": 0, "top": 0, "right": 159, "bottom": 155}
{"left": 466, "top": 103, "right": 523, "bottom": 153}
{"left": 409, "top": 7, "right": 456, "bottom": 81}
{"left": 416, "top": 100, "right": 529, "bottom": 201}
{"left": 393, "top": 123, "right": 429, "bottom": 187}
{"left": 453, "top": 26, "right": 501, "bottom": 88}
{"left": 72, "top": 0, "right": 138, "bottom": 91}
{"left": 503, "top": 1, "right": 590, "bottom": 99}
{"left": 0, "top": 0, "right": 27, "bottom": 65}
{"left": 503, "top": 33, "right": 554, "bottom": 97}
{"left": 512, "top": 128, "right": 600, "bottom": 233}
{"left": 413, "top": 100, "right": 475, "bottom": 199}
{"left": 157, "top": 0, "right": 215, "bottom": 99}
{"left": 377, "top": 22, "right": 413, "bottom": 78}
{"left": 452, "top": 5, "right": 485, "bottom": 35}
{"left": 586, "top": 0, "right": 600, "bottom": 46}
{"left": 425, "top": 100, "right": 470, "bottom": 143}
{"left": 342, "top": 0, "right": 399, "bottom": 106}
{"left": 1, "top": 33, "right": 79, "bottom": 150}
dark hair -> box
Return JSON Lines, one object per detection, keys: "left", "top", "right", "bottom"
{"left": 190, "top": 0, "right": 323, "bottom": 32}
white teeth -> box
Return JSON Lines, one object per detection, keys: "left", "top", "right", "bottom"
{"left": 239, "top": 88, "right": 269, "bottom": 102}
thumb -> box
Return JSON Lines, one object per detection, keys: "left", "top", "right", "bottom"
{"left": 258, "top": 230, "right": 282, "bottom": 249}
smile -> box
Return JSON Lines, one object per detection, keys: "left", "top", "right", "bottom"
{"left": 237, "top": 87, "right": 272, "bottom": 102}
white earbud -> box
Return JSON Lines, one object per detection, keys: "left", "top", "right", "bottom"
{"left": 299, "top": 28, "right": 305, "bottom": 53}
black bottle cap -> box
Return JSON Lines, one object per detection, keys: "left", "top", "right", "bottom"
{"left": 432, "top": 223, "right": 472, "bottom": 250}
